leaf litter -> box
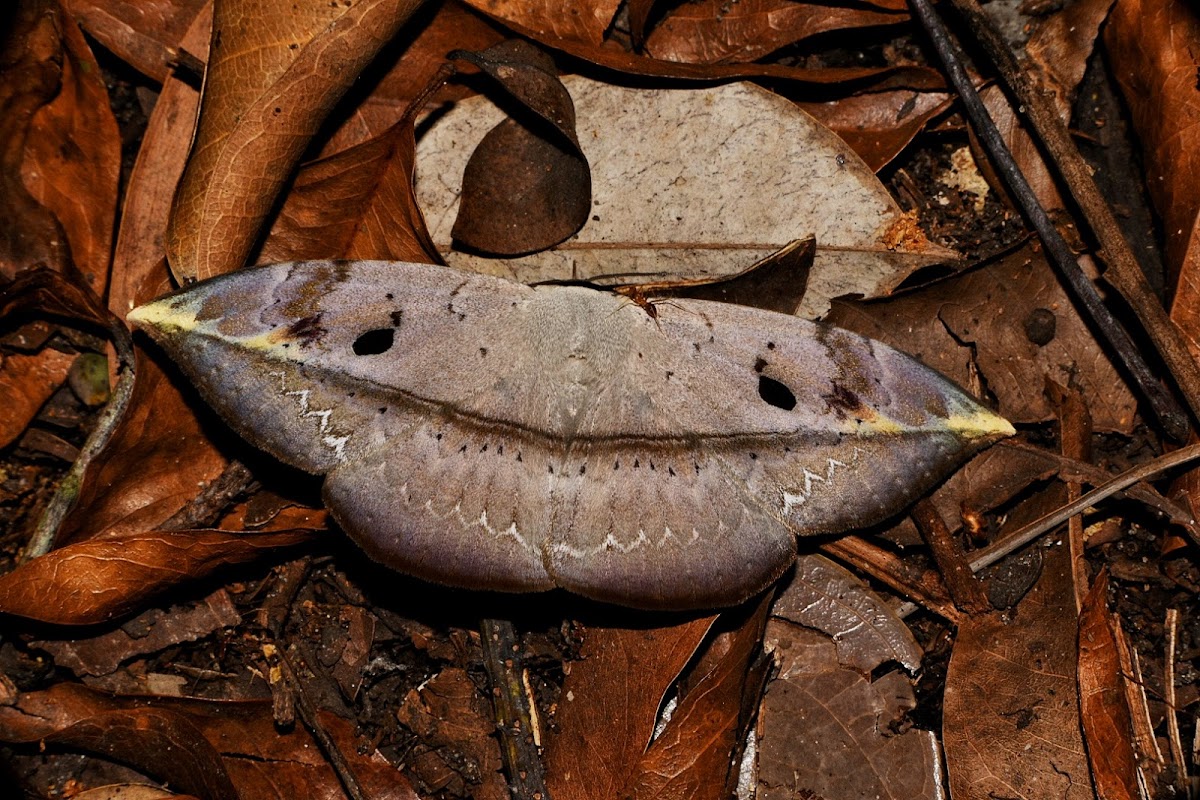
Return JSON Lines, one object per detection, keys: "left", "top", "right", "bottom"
{"left": 1, "top": 0, "right": 1200, "bottom": 799}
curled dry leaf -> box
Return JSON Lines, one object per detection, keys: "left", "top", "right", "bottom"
{"left": 645, "top": 0, "right": 905, "bottom": 66}
{"left": 108, "top": 2, "right": 212, "bottom": 318}
{"left": 450, "top": 40, "right": 590, "bottom": 255}
{"left": 0, "top": 0, "right": 72, "bottom": 277}
{"left": 33, "top": 589, "right": 240, "bottom": 677}
{"left": 0, "top": 528, "right": 313, "bottom": 625}
{"left": 165, "top": 0, "right": 427, "bottom": 283}
{"left": 827, "top": 243, "right": 1138, "bottom": 432}
{"left": 772, "top": 554, "right": 923, "bottom": 673}
{"left": 461, "top": 0, "right": 943, "bottom": 90}
{"left": 259, "top": 120, "right": 439, "bottom": 265}
{"left": 943, "top": 540, "right": 1095, "bottom": 800}
{"left": 416, "top": 78, "right": 958, "bottom": 318}
{"left": 1106, "top": 0, "right": 1200, "bottom": 291}
{"left": 1078, "top": 570, "right": 1140, "bottom": 800}
{"left": 625, "top": 598, "right": 772, "bottom": 800}
{"left": 461, "top": 0, "right": 620, "bottom": 46}
{"left": 52, "top": 350, "right": 229, "bottom": 544}
{"left": 544, "top": 615, "right": 716, "bottom": 800}
{"left": 22, "top": 3, "right": 121, "bottom": 296}
{"left": 0, "top": 347, "right": 75, "bottom": 449}
{"left": 315, "top": 0, "right": 509, "bottom": 156}
{"left": 800, "top": 88, "right": 953, "bottom": 172}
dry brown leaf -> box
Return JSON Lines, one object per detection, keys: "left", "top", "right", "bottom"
{"left": 0, "top": 0, "right": 72, "bottom": 277}
{"left": 461, "top": 0, "right": 619, "bottom": 46}
{"left": 417, "top": 78, "right": 956, "bottom": 318}
{"left": 629, "top": 599, "right": 771, "bottom": 800}
{"left": 974, "top": 84, "right": 1066, "bottom": 214}
{"left": 0, "top": 683, "right": 419, "bottom": 800}
{"left": 943, "top": 539, "right": 1095, "bottom": 799}
{"left": 772, "top": 554, "right": 923, "bottom": 673}
{"left": 0, "top": 347, "right": 74, "bottom": 448}
{"left": 33, "top": 589, "right": 240, "bottom": 677}
{"left": 0, "top": 529, "right": 313, "bottom": 625}
{"left": 1025, "top": 0, "right": 1117, "bottom": 111}
{"left": 1078, "top": 570, "right": 1140, "bottom": 800}
{"left": 826, "top": 243, "right": 1137, "bottom": 431}
{"left": 22, "top": 2, "right": 120, "bottom": 296}
{"left": 645, "top": 0, "right": 904, "bottom": 65}
{"left": 463, "top": 0, "right": 942, "bottom": 89}
{"left": 967, "top": 0, "right": 1112, "bottom": 215}
{"left": 395, "top": 667, "right": 508, "bottom": 800}
{"left": 53, "top": 350, "right": 229, "bottom": 544}
{"left": 800, "top": 89, "right": 953, "bottom": 172}
{"left": 63, "top": 0, "right": 209, "bottom": 82}
{"left": 545, "top": 615, "right": 716, "bottom": 800}
{"left": 449, "top": 40, "right": 590, "bottom": 255}
{"left": 165, "top": 0, "right": 426, "bottom": 283}
{"left": 757, "top": 613, "right": 937, "bottom": 800}
{"left": 1105, "top": 0, "right": 1200, "bottom": 292}
{"left": 108, "top": 3, "right": 211, "bottom": 318}
{"left": 259, "top": 121, "right": 438, "bottom": 264}
{"left": 316, "top": 0, "right": 508, "bottom": 157}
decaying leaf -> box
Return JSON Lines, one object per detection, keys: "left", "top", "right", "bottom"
{"left": 0, "top": 682, "right": 420, "bottom": 799}
{"left": 943, "top": 540, "right": 1095, "bottom": 799}
{"left": 415, "top": 78, "right": 958, "bottom": 318}
{"left": 1078, "top": 570, "right": 1140, "bottom": 800}
{"left": 772, "top": 554, "right": 923, "bottom": 673}
{"left": 0, "top": 347, "right": 75, "bottom": 448}
{"left": 757, "top": 558, "right": 937, "bottom": 800}
{"left": 129, "top": 259, "right": 1011, "bottom": 608}
{"left": 757, "top": 622, "right": 938, "bottom": 800}
{"left": 0, "top": 0, "right": 73, "bottom": 277}
{"left": 827, "top": 243, "right": 1138, "bottom": 432}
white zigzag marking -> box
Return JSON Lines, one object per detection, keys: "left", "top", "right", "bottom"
{"left": 270, "top": 370, "right": 350, "bottom": 461}
{"left": 779, "top": 449, "right": 860, "bottom": 516}
{"left": 551, "top": 525, "right": 703, "bottom": 559}
{"left": 399, "top": 486, "right": 529, "bottom": 549}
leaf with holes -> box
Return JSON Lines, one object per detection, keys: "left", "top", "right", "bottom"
{"left": 128, "top": 260, "right": 1012, "bottom": 609}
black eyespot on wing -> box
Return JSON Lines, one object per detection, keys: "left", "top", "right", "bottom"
{"left": 353, "top": 328, "right": 395, "bottom": 355}
{"left": 758, "top": 375, "right": 797, "bottom": 410}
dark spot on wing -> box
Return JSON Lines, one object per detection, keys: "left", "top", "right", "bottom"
{"left": 823, "top": 382, "right": 864, "bottom": 418}
{"left": 753, "top": 357, "right": 768, "bottom": 373}
{"left": 352, "top": 328, "right": 394, "bottom": 355}
{"left": 287, "top": 313, "right": 326, "bottom": 346}
{"left": 758, "top": 375, "right": 797, "bottom": 410}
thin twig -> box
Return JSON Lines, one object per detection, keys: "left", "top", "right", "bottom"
{"left": 25, "top": 316, "right": 136, "bottom": 561}
{"left": 161, "top": 459, "right": 257, "bottom": 530}
{"left": 942, "top": 0, "right": 1200, "bottom": 433}
{"left": 480, "top": 617, "right": 552, "bottom": 800}
{"left": 276, "top": 646, "right": 372, "bottom": 800}
{"left": 910, "top": 499, "right": 991, "bottom": 615}
{"left": 822, "top": 535, "right": 963, "bottom": 624}
{"left": 907, "top": 0, "right": 1190, "bottom": 441}
{"left": 969, "top": 443, "right": 1200, "bottom": 573}
{"left": 1165, "top": 608, "right": 1185, "bottom": 778}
